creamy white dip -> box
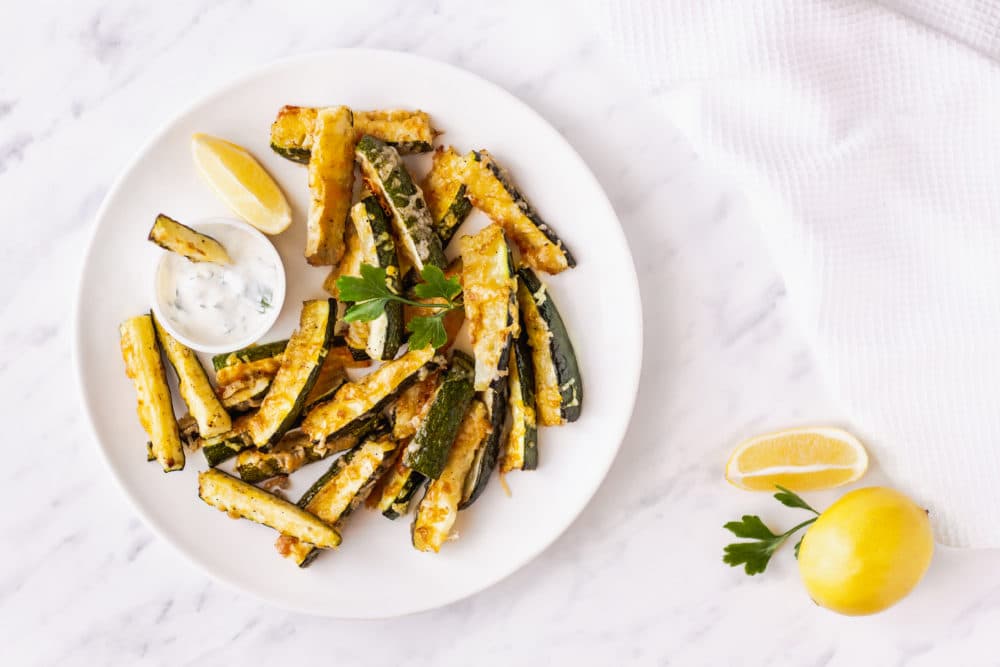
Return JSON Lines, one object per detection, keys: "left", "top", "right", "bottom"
{"left": 155, "top": 223, "right": 280, "bottom": 347}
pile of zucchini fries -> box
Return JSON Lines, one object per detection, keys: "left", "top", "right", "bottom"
{"left": 119, "top": 105, "right": 583, "bottom": 567}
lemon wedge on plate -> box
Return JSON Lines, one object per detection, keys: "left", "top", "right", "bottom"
{"left": 725, "top": 426, "right": 868, "bottom": 491}
{"left": 191, "top": 133, "right": 292, "bottom": 234}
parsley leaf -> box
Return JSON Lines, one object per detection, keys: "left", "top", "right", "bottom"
{"left": 724, "top": 515, "right": 780, "bottom": 541}
{"left": 722, "top": 538, "right": 782, "bottom": 576}
{"left": 407, "top": 313, "right": 448, "bottom": 350}
{"left": 343, "top": 298, "right": 390, "bottom": 323}
{"left": 722, "top": 486, "right": 820, "bottom": 576}
{"left": 337, "top": 264, "right": 394, "bottom": 305}
{"left": 774, "top": 486, "right": 820, "bottom": 514}
{"left": 413, "top": 265, "right": 462, "bottom": 302}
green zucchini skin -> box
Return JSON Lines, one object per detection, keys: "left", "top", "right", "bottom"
{"left": 382, "top": 468, "right": 427, "bottom": 520}
{"left": 237, "top": 452, "right": 298, "bottom": 484}
{"left": 517, "top": 268, "right": 583, "bottom": 423}
{"left": 248, "top": 299, "right": 337, "bottom": 448}
{"left": 459, "top": 360, "right": 510, "bottom": 510}
{"left": 273, "top": 145, "right": 311, "bottom": 164}
{"left": 403, "top": 352, "right": 476, "bottom": 479}
{"left": 351, "top": 194, "right": 404, "bottom": 360}
{"left": 355, "top": 135, "right": 447, "bottom": 272}
{"left": 303, "top": 378, "right": 346, "bottom": 412}
{"left": 347, "top": 345, "right": 371, "bottom": 362}
{"left": 199, "top": 417, "right": 253, "bottom": 467}
{"left": 437, "top": 184, "right": 473, "bottom": 247}
{"left": 202, "top": 440, "right": 244, "bottom": 467}
{"left": 401, "top": 267, "right": 422, "bottom": 293}
{"left": 212, "top": 340, "right": 289, "bottom": 371}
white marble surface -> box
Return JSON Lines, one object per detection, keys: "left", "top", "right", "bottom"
{"left": 3, "top": 1, "right": 1000, "bottom": 665}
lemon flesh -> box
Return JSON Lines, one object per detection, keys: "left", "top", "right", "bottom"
{"left": 192, "top": 133, "right": 292, "bottom": 235}
{"left": 798, "top": 486, "right": 934, "bottom": 615}
{"left": 726, "top": 426, "right": 868, "bottom": 491}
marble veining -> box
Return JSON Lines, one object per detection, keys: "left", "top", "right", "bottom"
{"left": 2, "top": 0, "right": 1000, "bottom": 665}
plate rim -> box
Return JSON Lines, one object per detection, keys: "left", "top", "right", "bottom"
{"left": 73, "top": 47, "right": 643, "bottom": 618}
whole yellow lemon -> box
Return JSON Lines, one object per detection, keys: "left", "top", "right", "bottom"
{"left": 797, "top": 486, "right": 934, "bottom": 615}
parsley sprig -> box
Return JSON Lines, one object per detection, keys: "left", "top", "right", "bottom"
{"left": 336, "top": 264, "right": 462, "bottom": 350}
{"left": 723, "top": 486, "right": 820, "bottom": 575}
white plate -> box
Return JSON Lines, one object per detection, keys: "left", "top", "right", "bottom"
{"left": 74, "top": 49, "right": 642, "bottom": 618}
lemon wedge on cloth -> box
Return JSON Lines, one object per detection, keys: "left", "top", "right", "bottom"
{"left": 192, "top": 133, "right": 292, "bottom": 234}
{"left": 726, "top": 426, "right": 868, "bottom": 491}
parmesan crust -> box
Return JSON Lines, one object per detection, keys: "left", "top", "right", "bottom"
{"left": 305, "top": 106, "right": 354, "bottom": 266}
{"left": 518, "top": 280, "right": 564, "bottom": 426}
{"left": 300, "top": 346, "right": 436, "bottom": 442}
{"left": 460, "top": 224, "right": 518, "bottom": 391}
{"left": 464, "top": 150, "right": 573, "bottom": 274}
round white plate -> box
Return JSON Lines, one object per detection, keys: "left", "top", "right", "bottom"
{"left": 75, "top": 49, "right": 642, "bottom": 618}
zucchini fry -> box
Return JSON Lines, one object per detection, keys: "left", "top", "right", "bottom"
{"left": 198, "top": 469, "right": 341, "bottom": 549}
{"left": 152, "top": 315, "right": 231, "bottom": 438}
{"left": 119, "top": 314, "right": 184, "bottom": 471}
{"left": 413, "top": 400, "right": 490, "bottom": 552}
{"left": 247, "top": 299, "right": 336, "bottom": 448}
{"left": 350, "top": 193, "right": 404, "bottom": 360}
{"left": 212, "top": 340, "right": 288, "bottom": 371}
{"left": 501, "top": 330, "right": 539, "bottom": 472}
{"left": 391, "top": 367, "right": 442, "bottom": 440}
{"left": 423, "top": 147, "right": 473, "bottom": 246}
{"left": 355, "top": 135, "right": 447, "bottom": 272}
{"left": 278, "top": 428, "right": 398, "bottom": 567}
{"left": 518, "top": 268, "right": 583, "bottom": 425}
{"left": 460, "top": 224, "right": 518, "bottom": 391}
{"left": 305, "top": 106, "right": 354, "bottom": 266}
{"left": 372, "top": 448, "right": 426, "bottom": 520}
{"left": 300, "top": 346, "right": 437, "bottom": 443}
{"left": 465, "top": 150, "right": 575, "bottom": 274}
{"left": 235, "top": 417, "right": 372, "bottom": 484}
{"left": 148, "top": 213, "right": 230, "bottom": 264}
{"left": 403, "top": 352, "right": 476, "bottom": 479}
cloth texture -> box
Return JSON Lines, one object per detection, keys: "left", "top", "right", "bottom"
{"left": 588, "top": 0, "right": 1000, "bottom": 546}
